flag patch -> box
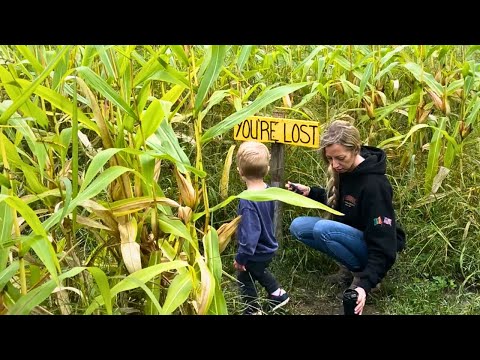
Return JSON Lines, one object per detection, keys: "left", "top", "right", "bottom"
{"left": 373, "top": 216, "right": 392, "bottom": 226}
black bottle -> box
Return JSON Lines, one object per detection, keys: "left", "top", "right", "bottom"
{"left": 342, "top": 288, "right": 358, "bottom": 315}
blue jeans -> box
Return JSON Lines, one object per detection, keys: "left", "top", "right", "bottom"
{"left": 289, "top": 217, "right": 368, "bottom": 271}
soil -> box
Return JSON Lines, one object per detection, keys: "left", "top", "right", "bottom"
{"left": 286, "top": 285, "right": 382, "bottom": 315}
{"left": 271, "top": 267, "right": 383, "bottom": 315}
{"left": 225, "top": 261, "right": 384, "bottom": 315}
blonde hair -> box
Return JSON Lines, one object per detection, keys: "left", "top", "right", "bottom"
{"left": 236, "top": 141, "right": 271, "bottom": 180}
{"left": 319, "top": 120, "right": 362, "bottom": 216}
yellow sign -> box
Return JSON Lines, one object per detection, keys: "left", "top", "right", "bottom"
{"left": 234, "top": 116, "right": 319, "bottom": 148}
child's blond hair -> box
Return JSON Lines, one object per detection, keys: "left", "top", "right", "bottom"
{"left": 236, "top": 141, "right": 270, "bottom": 180}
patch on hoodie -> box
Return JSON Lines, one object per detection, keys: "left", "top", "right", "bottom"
{"left": 344, "top": 194, "right": 357, "bottom": 208}
{"left": 373, "top": 216, "right": 392, "bottom": 226}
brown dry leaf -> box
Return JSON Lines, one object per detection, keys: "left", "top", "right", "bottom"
{"left": 174, "top": 168, "right": 196, "bottom": 208}
{"left": 219, "top": 145, "right": 236, "bottom": 200}
{"left": 217, "top": 215, "right": 242, "bottom": 253}
{"left": 195, "top": 255, "right": 214, "bottom": 315}
{"left": 119, "top": 218, "right": 142, "bottom": 274}
{"left": 431, "top": 166, "right": 450, "bottom": 194}
{"left": 110, "top": 196, "right": 180, "bottom": 217}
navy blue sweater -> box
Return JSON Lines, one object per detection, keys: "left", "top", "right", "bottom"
{"left": 235, "top": 198, "right": 278, "bottom": 265}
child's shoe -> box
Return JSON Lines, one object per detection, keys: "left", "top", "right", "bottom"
{"left": 266, "top": 292, "right": 290, "bottom": 311}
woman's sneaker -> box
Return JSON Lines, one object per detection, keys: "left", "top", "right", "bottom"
{"left": 324, "top": 264, "right": 353, "bottom": 286}
{"left": 267, "top": 292, "right": 290, "bottom": 311}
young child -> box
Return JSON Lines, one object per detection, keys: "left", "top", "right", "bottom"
{"left": 234, "top": 141, "right": 289, "bottom": 315}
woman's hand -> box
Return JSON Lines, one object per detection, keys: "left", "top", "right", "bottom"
{"left": 285, "top": 181, "right": 310, "bottom": 196}
{"left": 353, "top": 287, "right": 366, "bottom": 315}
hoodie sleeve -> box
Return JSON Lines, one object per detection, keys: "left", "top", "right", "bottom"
{"left": 307, "top": 186, "right": 327, "bottom": 204}
{"left": 235, "top": 207, "right": 261, "bottom": 265}
{"left": 353, "top": 180, "right": 397, "bottom": 293}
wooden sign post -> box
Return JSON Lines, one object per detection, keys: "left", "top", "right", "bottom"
{"left": 271, "top": 110, "right": 286, "bottom": 241}
{"left": 234, "top": 112, "right": 320, "bottom": 240}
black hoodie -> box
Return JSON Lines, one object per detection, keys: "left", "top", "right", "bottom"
{"left": 308, "top": 145, "right": 406, "bottom": 293}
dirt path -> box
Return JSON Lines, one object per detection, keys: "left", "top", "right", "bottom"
{"left": 287, "top": 286, "right": 381, "bottom": 315}
{"left": 274, "top": 268, "right": 383, "bottom": 315}
{"left": 225, "top": 264, "right": 383, "bottom": 315}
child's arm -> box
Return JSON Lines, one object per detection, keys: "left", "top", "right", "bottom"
{"left": 235, "top": 208, "right": 261, "bottom": 267}
{"left": 233, "top": 260, "right": 246, "bottom": 271}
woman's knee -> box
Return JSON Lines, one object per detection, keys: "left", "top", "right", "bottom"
{"left": 311, "top": 220, "right": 335, "bottom": 242}
{"left": 289, "top": 217, "right": 318, "bottom": 239}
{"left": 289, "top": 217, "right": 303, "bottom": 237}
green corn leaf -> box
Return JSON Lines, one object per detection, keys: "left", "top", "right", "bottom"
{"left": 43, "top": 166, "right": 132, "bottom": 232}
{"left": 0, "top": 68, "right": 49, "bottom": 128}
{"left": 238, "top": 188, "right": 343, "bottom": 215}
{"left": 193, "top": 195, "right": 237, "bottom": 221}
{"left": 293, "top": 46, "right": 324, "bottom": 74}
{"left": 77, "top": 66, "right": 137, "bottom": 120}
{"left": 85, "top": 260, "right": 188, "bottom": 314}
{"left": 85, "top": 266, "right": 113, "bottom": 315}
{"left": 0, "top": 45, "right": 72, "bottom": 125}
{"left": 149, "top": 70, "right": 189, "bottom": 88}
{"left": 237, "top": 45, "right": 253, "bottom": 72}
{"left": 0, "top": 174, "right": 10, "bottom": 189}
{"left": 136, "top": 81, "right": 151, "bottom": 112}
{"left": 424, "top": 117, "right": 446, "bottom": 194}
{"left": 0, "top": 261, "right": 19, "bottom": 291}
{"left": 80, "top": 148, "right": 123, "bottom": 192}
{"left": 207, "top": 281, "right": 228, "bottom": 315}
{"left": 446, "top": 79, "right": 464, "bottom": 95}
{"left": 81, "top": 45, "right": 98, "bottom": 67}
{"left": 194, "top": 45, "right": 227, "bottom": 114}
{"left": 8, "top": 267, "right": 84, "bottom": 315}
{"left": 374, "top": 61, "right": 399, "bottom": 82}
{"left": 157, "top": 213, "right": 196, "bottom": 250}
{"left": 144, "top": 251, "right": 163, "bottom": 315}
{"left": 71, "top": 167, "right": 132, "bottom": 210}
{"left": 194, "top": 187, "right": 343, "bottom": 222}
{"left": 199, "top": 90, "right": 231, "bottom": 122}
{"left": 358, "top": 62, "right": 373, "bottom": 105}
{"left": 14, "top": 79, "right": 99, "bottom": 134}
{"left": 0, "top": 195, "right": 47, "bottom": 237}
{"left": 132, "top": 54, "right": 163, "bottom": 86}
{"left": 133, "top": 54, "right": 189, "bottom": 88}
{"left": 203, "top": 227, "right": 222, "bottom": 282}
{"left": 52, "top": 49, "right": 69, "bottom": 91}
{"left": 121, "top": 276, "right": 163, "bottom": 315}
{"left": 0, "top": 195, "right": 13, "bottom": 271}
{"left": 443, "top": 140, "right": 457, "bottom": 169}
{"left": 332, "top": 54, "right": 353, "bottom": 71}
{"left": 465, "top": 97, "right": 480, "bottom": 126}
{"left": 379, "top": 45, "right": 407, "bottom": 66}
{"left": 201, "top": 82, "right": 309, "bottom": 144}
{"left": 15, "top": 45, "right": 44, "bottom": 74}
{"left": 147, "top": 116, "right": 191, "bottom": 173}
{"left": 161, "top": 84, "right": 186, "bottom": 104}
{"left": 11, "top": 118, "right": 48, "bottom": 181}
{"left": 404, "top": 62, "right": 444, "bottom": 97}
{"left": 161, "top": 271, "right": 193, "bottom": 315}
{"left": 59, "top": 177, "right": 72, "bottom": 224}
{"left": 95, "top": 46, "right": 117, "bottom": 80}
{"left": 169, "top": 45, "right": 189, "bottom": 66}
{"left": 375, "top": 93, "right": 417, "bottom": 122}
{"left": 135, "top": 99, "right": 165, "bottom": 148}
